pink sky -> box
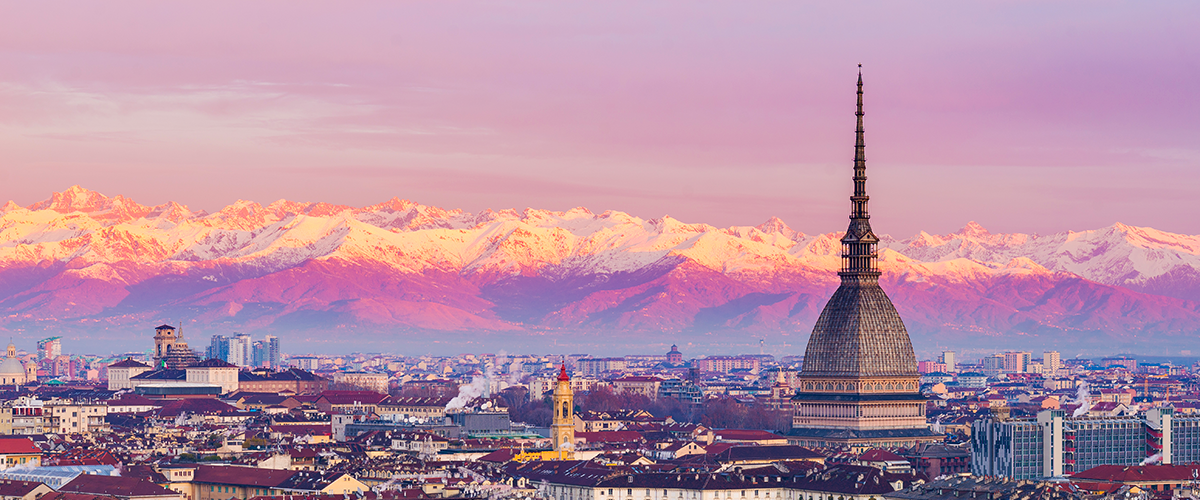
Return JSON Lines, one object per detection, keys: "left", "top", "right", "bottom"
{"left": 1, "top": 1, "right": 1197, "bottom": 237}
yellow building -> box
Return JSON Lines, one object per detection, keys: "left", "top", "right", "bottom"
{"left": 551, "top": 364, "right": 575, "bottom": 454}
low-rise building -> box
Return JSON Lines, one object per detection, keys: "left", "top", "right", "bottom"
{"left": 0, "top": 438, "right": 41, "bottom": 470}
{"left": 332, "top": 372, "right": 388, "bottom": 394}
{"left": 45, "top": 399, "right": 109, "bottom": 435}
{"left": 107, "top": 358, "right": 152, "bottom": 390}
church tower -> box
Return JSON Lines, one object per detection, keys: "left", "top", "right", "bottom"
{"left": 789, "top": 67, "right": 939, "bottom": 450}
{"left": 550, "top": 363, "right": 575, "bottom": 455}
{"left": 153, "top": 324, "right": 178, "bottom": 363}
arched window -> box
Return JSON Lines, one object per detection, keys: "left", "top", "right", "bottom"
{"left": 835, "top": 383, "right": 844, "bottom": 391}
{"left": 562, "top": 402, "right": 570, "bottom": 418}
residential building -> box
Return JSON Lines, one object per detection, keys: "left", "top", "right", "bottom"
{"left": 1003, "top": 352, "right": 1031, "bottom": 373}
{"left": 36, "top": 338, "right": 61, "bottom": 362}
{"left": 45, "top": 399, "right": 109, "bottom": 435}
{"left": 0, "top": 438, "right": 41, "bottom": 469}
{"left": 941, "top": 351, "right": 956, "bottom": 372}
{"left": 693, "top": 356, "right": 761, "bottom": 374}
{"left": 332, "top": 371, "right": 388, "bottom": 393}
{"left": 576, "top": 358, "right": 627, "bottom": 376}
{"left": 9, "top": 398, "right": 44, "bottom": 435}
{"left": 611, "top": 376, "right": 664, "bottom": 399}
{"left": 1044, "top": 351, "right": 1061, "bottom": 374}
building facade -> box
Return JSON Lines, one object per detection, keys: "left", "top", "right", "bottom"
{"left": 106, "top": 358, "right": 152, "bottom": 390}
{"left": 972, "top": 407, "right": 1198, "bottom": 479}
{"left": 333, "top": 371, "right": 388, "bottom": 394}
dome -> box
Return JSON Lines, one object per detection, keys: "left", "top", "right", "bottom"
{"left": 0, "top": 356, "right": 24, "bottom": 376}
{"left": 800, "top": 281, "right": 918, "bottom": 378}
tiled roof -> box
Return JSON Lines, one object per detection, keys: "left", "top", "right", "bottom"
{"left": 193, "top": 464, "right": 298, "bottom": 487}
{"left": 0, "top": 437, "right": 40, "bottom": 454}
{"left": 60, "top": 474, "right": 177, "bottom": 497}
{"left": 1072, "top": 464, "right": 1200, "bottom": 483}
{"left": 317, "top": 391, "right": 389, "bottom": 405}
{"left": 0, "top": 478, "right": 47, "bottom": 496}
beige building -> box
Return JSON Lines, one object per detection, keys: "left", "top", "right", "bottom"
{"left": 0, "top": 344, "right": 29, "bottom": 387}
{"left": 107, "top": 358, "right": 152, "bottom": 390}
{"left": 611, "top": 376, "right": 663, "bottom": 398}
{"left": 187, "top": 359, "right": 239, "bottom": 394}
{"left": 333, "top": 371, "right": 388, "bottom": 393}
{"left": 45, "top": 400, "right": 109, "bottom": 435}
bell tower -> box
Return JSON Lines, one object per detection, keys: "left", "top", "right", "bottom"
{"left": 153, "top": 324, "right": 177, "bottom": 366}
{"left": 550, "top": 363, "right": 575, "bottom": 454}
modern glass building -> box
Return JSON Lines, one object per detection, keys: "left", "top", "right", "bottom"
{"left": 972, "top": 408, "right": 1200, "bottom": 479}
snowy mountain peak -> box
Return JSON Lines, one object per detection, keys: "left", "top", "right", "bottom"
{"left": 27, "top": 185, "right": 150, "bottom": 222}
{"left": 755, "top": 216, "right": 798, "bottom": 239}
{"left": 955, "top": 221, "right": 990, "bottom": 239}
{"left": 0, "top": 201, "right": 20, "bottom": 213}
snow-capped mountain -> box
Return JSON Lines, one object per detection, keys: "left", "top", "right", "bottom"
{"left": 3, "top": 186, "right": 1200, "bottom": 353}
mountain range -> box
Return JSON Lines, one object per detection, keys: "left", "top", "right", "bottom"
{"left": 3, "top": 186, "right": 1200, "bottom": 356}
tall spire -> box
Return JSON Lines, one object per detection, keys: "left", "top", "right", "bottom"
{"left": 840, "top": 65, "right": 880, "bottom": 279}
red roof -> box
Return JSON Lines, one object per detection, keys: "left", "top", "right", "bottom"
{"left": 193, "top": 464, "right": 298, "bottom": 487}
{"left": 557, "top": 364, "right": 570, "bottom": 382}
{"left": 0, "top": 479, "right": 47, "bottom": 497}
{"left": 858, "top": 448, "right": 907, "bottom": 462}
{"left": 60, "top": 475, "right": 177, "bottom": 497}
{"left": 1072, "top": 464, "right": 1200, "bottom": 483}
{"left": 317, "top": 391, "right": 389, "bottom": 405}
{"left": 0, "top": 437, "right": 40, "bottom": 454}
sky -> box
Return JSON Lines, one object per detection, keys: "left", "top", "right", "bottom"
{"left": 1, "top": 1, "right": 1198, "bottom": 238}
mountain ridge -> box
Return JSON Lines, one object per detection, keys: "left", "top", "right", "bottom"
{"left": 3, "top": 186, "right": 1200, "bottom": 353}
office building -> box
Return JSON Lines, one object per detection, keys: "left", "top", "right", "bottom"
{"left": 972, "top": 407, "right": 1200, "bottom": 479}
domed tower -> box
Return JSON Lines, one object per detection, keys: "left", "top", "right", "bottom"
{"left": 789, "top": 67, "right": 938, "bottom": 450}
{"left": 0, "top": 342, "right": 27, "bottom": 386}
{"left": 550, "top": 363, "right": 575, "bottom": 454}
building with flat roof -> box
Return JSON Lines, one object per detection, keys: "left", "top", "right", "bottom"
{"left": 972, "top": 407, "right": 1200, "bottom": 479}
